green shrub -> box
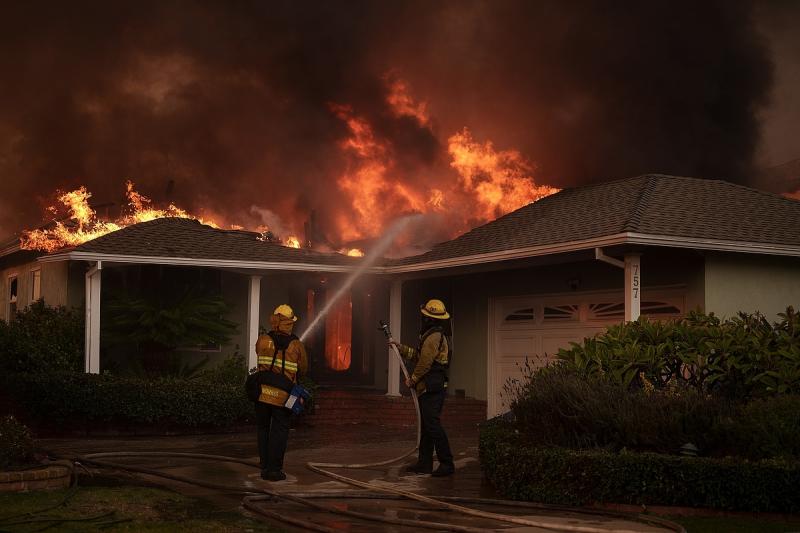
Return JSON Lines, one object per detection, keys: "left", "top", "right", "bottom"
{"left": 557, "top": 307, "right": 800, "bottom": 398}
{"left": 0, "top": 415, "right": 36, "bottom": 470}
{"left": 5, "top": 371, "right": 253, "bottom": 429}
{"left": 0, "top": 301, "right": 83, "bottom": 373}
{"left": 506, "top": 366, "right": 731, "bottom": 455}
{"left": 715, "top": 395, "right": 800, "bottom": 460}
{"left": 480, "top": 419, "right": 800, "bottom": 513}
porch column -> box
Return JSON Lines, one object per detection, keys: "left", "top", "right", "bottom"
{"left": 246, "top": 275, "right": 262, "bottom": 370}
{"left": 84, "top": 261, "right": 102, "bottom": 374}
{"left": 624, "top": 253, "right": 641, "bottom": 321}
{"left": 387, "top": 279, "right": 402, "bottom": 396}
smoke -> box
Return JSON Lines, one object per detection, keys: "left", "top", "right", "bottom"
{"left": 0, "top": 0, "right": 777, "bottom": 244}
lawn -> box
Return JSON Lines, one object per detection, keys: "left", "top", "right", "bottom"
{"left": 0, "top": 485, "right": 281, "bottom": 532}
{"left": 669, "top": 515, "right": 800, "bottom": 533}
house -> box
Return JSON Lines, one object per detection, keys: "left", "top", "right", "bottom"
{"left": 3, "top": 174, "right": 800, "bottom": 417}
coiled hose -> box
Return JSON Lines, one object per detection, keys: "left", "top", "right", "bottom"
{"left": 63, "top": 342, "right": 686, "bottom": 532}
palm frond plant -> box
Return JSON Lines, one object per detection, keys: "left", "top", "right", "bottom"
{"left": 103, "top": 288, "right": 238, "bottom": 377}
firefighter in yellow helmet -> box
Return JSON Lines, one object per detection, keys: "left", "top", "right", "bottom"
{"left": 390, "top": 299, "right": 455, "bottom": 477}
{"left": 254, "top": 304, "right": 308, "bottom": 481}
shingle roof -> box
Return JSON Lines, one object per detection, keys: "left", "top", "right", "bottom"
{"left": 391, "top": 174, "right": 800, "bottom": 266}
{"left": 69, "top": 217, "right": 359, "bottom": 266}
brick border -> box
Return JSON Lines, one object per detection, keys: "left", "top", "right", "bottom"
{"left": 0, "top": 463, "right": 72, "bottom": 492}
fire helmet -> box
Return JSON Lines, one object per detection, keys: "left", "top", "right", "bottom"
{"left": 420, "top": 299, "right": 450, "bottom": 319}
{"left": 273, "top": 304, "right": 298, "bottom": 322}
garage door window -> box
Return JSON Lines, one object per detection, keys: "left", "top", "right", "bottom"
{"left": 504, "top": 307, "right": 535, "bottom": 322}
{"left": 542, "top": 304, "right": 579, "bottom": 322}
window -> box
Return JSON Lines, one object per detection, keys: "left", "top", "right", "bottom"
{"left": 542, "top": 304, "right": 580, "bottom": 322}
{"left": 7, "top": 275, "right": 18, "bottom": 319}
{"left": 30, "top": 269, "right": 41, "bottom": 302}
{"left": 504, "top": 307, "right": 535, "bottom": 323}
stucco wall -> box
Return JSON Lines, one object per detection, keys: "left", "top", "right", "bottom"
{"left": 704, "top": 252, "right": 800, "bottom": 321}
{"left": 1, "top": 259, "right": 73, "bottom": 321}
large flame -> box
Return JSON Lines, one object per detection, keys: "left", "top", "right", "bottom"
{"left": 21, "top": 181, "right": 221, "bottom": 253}
{"left": 448, "top": 128, "right": 560, "bottom": 220}
{"left": 330, "top": 75, "right": 559, "bottom": 242}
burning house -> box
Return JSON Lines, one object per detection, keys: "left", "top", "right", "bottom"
{"left": 3, "top": 173, "right": 800, "bottom": 418}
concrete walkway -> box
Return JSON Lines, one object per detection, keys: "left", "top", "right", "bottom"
{"left": 41, "top": 425, "right": 672, "bottom": 532}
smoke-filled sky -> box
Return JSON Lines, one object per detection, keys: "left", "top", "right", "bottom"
{"left": 1, "top": 0, "right": 798, "bottom": 246}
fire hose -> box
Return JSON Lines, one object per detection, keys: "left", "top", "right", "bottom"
{"left": 59, "top": 322, "right": 686, "bottom": 532}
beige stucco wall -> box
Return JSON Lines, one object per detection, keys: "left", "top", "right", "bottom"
{"left": 704, "top": 252, "right": 800, "bottom": 321}
{"left": 1, "top": 259, "right": 72, "bottom": 321}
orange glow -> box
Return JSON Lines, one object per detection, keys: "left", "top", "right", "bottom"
{"left": 285, "top": 235, "right": 301, "bottom": 248}
{"left": 448, "top": 128, "right": 560, "bottom": 220}
{"left": 385, "top": 72, "right": 430, "bottom": 126}
{"left": 344, "top": 248, "right": 364, "bottom": 257}
{"left": 785, "top": 190, "right": 800, "bottom": 201}
{"left": 324, "top": 291, "right": 352, "bottom": 371}
{"left": 20, "top": 181, "right": 222, "bottom": 252}
{"left": 331, "top": 103, "right": 427, "bottom": 242}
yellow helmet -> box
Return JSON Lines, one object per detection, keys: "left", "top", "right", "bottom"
{"left": 273, "top": 304, "right": 298, "bottom": 322}
{"left": 420, "top": 299, "right": 450, "bottom": 319}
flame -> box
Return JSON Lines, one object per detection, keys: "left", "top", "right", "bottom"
{"left": 785, "top": 190, "right": 800, "bottom": 201}
{"left": 448, "top": 128, "right": 559, "bottom": 220}
{"left": 331, "top": 104, "right": 427, "bottom": 242}
{"left": 20, "top": 187, "right": 121, "bottom": 253}
{"left": 385, "top": 72, "right": 430, "bottom": 126}
{"left": 344, "top": 248, "right": 364, "bottom": 257}
{"left": 285, "top": 235, "right": 301, "bottom": 248}
{"left": 20, "top": 181, "right": 224, "bottom": 252}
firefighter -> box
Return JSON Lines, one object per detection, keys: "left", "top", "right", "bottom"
{"left": 254, "top": 304, "right": 308, "bottom": 481}
{"left": 390, "top": 299, "right": 455, "bottom": 477}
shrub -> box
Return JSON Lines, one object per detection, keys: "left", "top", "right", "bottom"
{"left": 0, "top": 415, "right": 36, "bottom": 470}
{"left": 480, "top": 419, "right": 800, "bottom": 513}
{"left": 715, "top": 395, "right": 800, "bottom": 460}
{"left": 0, "top": 301, "right": 83, "bottom": 373}
{"left": 557, "top": 307, "right": 800, "bottom": 399}
{"left": 506, "top": 365, "right": 731, "bottom": 455}
{"left": 5, "top": 371, "right": 254, "bottom": 429}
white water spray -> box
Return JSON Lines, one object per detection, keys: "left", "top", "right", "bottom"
{"left": 299, "top": 214, "right": 422, "bottom": 342}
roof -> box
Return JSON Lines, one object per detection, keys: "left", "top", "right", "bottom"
{"left": 37, "top": 174, "right": 800, "bottom": 273}
{"left": 41, "top": 217, "right": 362, "bottom": 271}
{"left": 391, "top": 174, "right": 800, "bottom": 268}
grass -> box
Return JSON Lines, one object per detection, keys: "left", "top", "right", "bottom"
{"left": 669, "top": 515, "right": 800, "bottom": 533}
{"left": 0, "top": 485, "right": 281, "bottom": 532}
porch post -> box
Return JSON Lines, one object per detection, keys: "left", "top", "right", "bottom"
{"left": 246, "top": 275, "right": 262, "bottom": 370}
{"left": 624, "top": 253, "right": 641, "bottom": 321}
{"left": 84, "top": 261, "right": 102, "bottom": 374}
{"left": 387, "top": 279, "right": 402, "bottom": 396}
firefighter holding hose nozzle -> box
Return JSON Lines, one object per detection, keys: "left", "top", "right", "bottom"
{"left": 389, "top": 299, "right": 455, "bottom": 477}
{"left": 252, "top": 304, "right": 308, "bottom": 481}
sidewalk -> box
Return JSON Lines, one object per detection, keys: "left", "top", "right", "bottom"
{"left": 41, "top": 424, "right": 671, "bottom": 532}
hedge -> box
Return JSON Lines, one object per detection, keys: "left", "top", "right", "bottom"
{"left": 480, "top": 419, "right": 800, "bottom": 513}
{"left": 5, "top": 371, "right": 254, "bottom": 429}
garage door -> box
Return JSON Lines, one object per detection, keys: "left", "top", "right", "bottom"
{"left": 487, "top": 289, "right": 684, "bottom": 417}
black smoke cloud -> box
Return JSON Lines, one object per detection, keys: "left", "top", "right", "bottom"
{"left": 0, "top": 0, "right": 774, "bottom": 242}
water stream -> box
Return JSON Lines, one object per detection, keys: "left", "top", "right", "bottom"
{"left": 299, "top": 214, "right": 422, "bottom": 343}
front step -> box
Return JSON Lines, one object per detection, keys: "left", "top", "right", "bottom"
{"left": 308, "top": 389, "right": 487, "bottom": 431}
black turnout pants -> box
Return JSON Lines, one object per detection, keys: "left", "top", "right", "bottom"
{"left": 255, "top": 401, "right": 291, "bottom": 473}
{"left": 417, "top": 389, "right": 454, "bottom": 469}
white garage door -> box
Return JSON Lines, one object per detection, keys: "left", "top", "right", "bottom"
{"left": 487, "top": 289, "right": 684, "bottom": 417}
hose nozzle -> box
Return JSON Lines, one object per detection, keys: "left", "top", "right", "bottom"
{"left": 378, "top": 320, "right": 392, "bottom": 339}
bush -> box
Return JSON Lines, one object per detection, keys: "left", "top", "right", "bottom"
{"left": 506, "top": 366, "right": 731, "bottom": 455}
{"left": 0, "top": 301, "right": 83, "bottom": 373}
{"left": 557, "top": 307, "right": 800, "bottom": 399}
{"left": 716, "top": 395, "right": 800, "bottom": 460}
{"left": 480, "top": 419, "right": 800, "bottom": 513}
{"left": 0, "top": 415, "right": 35, "bottom": 470}
{"left": 5, "top": 371, "right": 254, "bottom": 429}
